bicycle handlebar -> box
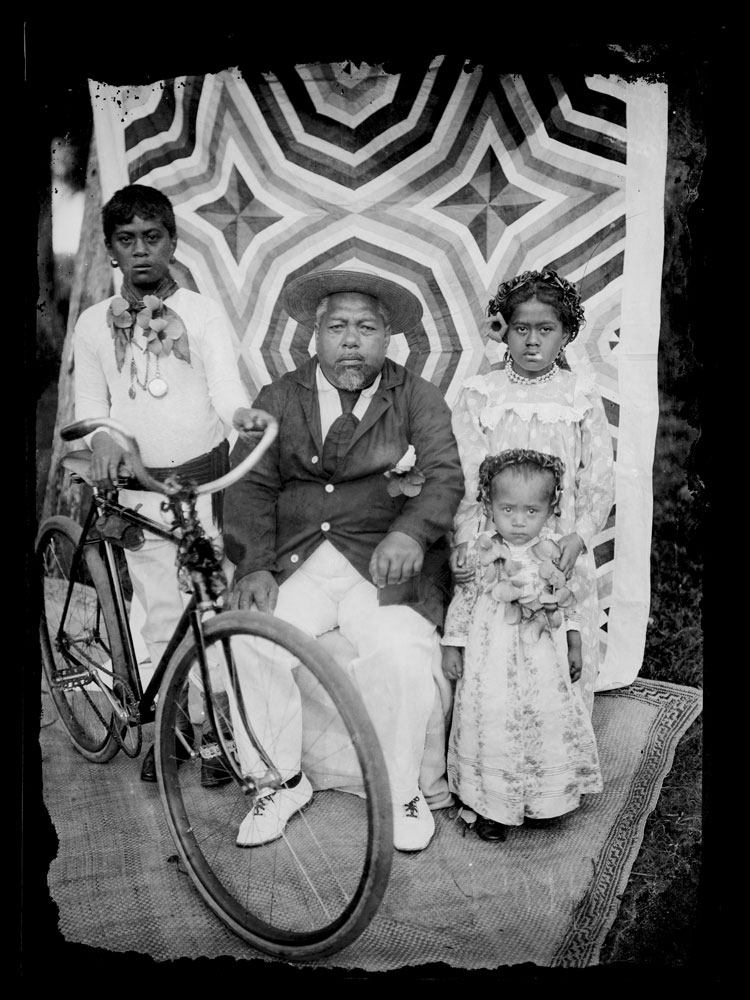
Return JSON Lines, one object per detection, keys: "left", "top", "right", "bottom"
{"left": 60, "top": 413, "right": 278, "bottom": 496}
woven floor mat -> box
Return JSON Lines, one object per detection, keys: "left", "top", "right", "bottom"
{"left": 36, "top": 677, "right": 701, "bottom": 972}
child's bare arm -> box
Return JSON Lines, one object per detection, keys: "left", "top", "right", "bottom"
{"left": 556, "top": 533, "right": 584, "bottom": 576}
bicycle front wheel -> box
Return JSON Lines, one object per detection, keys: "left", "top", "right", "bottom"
{"left": 37, "top": 515, "right": 128, "bottom": 763}
{"left": 156, "top": 611, "right": 393, "bottom": 960}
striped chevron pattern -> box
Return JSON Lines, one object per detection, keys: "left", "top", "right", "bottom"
{"left": 90, "top": 58, "right": 667, "bottom": 687}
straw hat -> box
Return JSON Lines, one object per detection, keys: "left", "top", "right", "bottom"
{"left": 282, "top": 269, "right": 423, "bottom": 333}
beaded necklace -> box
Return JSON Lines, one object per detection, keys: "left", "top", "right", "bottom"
{"left": 505, "top": 361, "right": 559, "bottom": 386}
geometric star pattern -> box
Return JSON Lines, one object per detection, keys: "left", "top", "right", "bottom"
{"left": 195, "top": 166, "right": 281, "bottom": 263}
{"left": 97, "top": 58, "right": 665, "bottom": 682}
{"left": 436, "top": 146, "right": 542, "bottom": 261}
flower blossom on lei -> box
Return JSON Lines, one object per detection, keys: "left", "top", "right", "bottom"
{"left": 107, "top": 295, "right": 190, "bottom": 372}
{"left": 384, "top": 444, "right": 425, "bottom": 497}
{"left": 476, "top": 533, "right": 575, "bottom": 643}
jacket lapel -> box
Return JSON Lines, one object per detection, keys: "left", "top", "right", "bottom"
{"left": 294, "top": 361, "right": 324, "bottom": 453}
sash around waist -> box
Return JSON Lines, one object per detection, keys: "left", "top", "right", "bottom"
{"left": 142, "top": 440, "right": 230, "bottom": 530}
{"left": 144, "top": 439, "right": 230, "bottom": 487}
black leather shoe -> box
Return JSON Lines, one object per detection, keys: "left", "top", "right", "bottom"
{"left": 139, "top": 718, "right": 195, "bottom": 783}
{"left": 200, "top": 731, "right": 235, "bottom": 788}
{"left": 475, "top": 815, "right": 507, "bottom": 842}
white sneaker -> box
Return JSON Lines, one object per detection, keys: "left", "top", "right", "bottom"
{"left": 393, "top": 791, "right": 435, "bottom": 852}
{"left": 236, "top": 774, "right": 313, "bottom": 847}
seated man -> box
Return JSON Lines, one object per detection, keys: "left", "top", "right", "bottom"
{"left": 223, "top": 269, "right": 464, "bottom": 852}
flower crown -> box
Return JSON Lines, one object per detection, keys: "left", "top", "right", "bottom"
{"left": 477, "top": 448, "right": 565, "bottom": 516}
{"left": 487, "top": 267, "right": 586, "bottom": 339}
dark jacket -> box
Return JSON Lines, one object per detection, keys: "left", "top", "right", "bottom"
{"left": 223, "top": 357, "right": 464, "bottom": 628}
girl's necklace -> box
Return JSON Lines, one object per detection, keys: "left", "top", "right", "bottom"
{"left": 506, "top": 361, "right": 559, "bottom": 386}
{"left": 128, "top": 342, "right": 168, "bottom": 399}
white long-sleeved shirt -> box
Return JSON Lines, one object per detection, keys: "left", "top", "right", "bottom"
{"left": 73, "top": 288, "right": 249, "bottom": 468}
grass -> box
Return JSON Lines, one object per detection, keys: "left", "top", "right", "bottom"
{"left": 598, "top": 396, "right": 704, "bottom": 967}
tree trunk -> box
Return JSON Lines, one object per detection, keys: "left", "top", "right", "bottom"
{"left": 42, "top": 139, "right": 113, "bottom": 523}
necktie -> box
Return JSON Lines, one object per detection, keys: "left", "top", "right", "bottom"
{"left": 322, "top": 389, "right": 360, "bottom": 475}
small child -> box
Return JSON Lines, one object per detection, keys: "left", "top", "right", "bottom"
{"left": 441, "top": 448, "right": 603, "bottom": 842}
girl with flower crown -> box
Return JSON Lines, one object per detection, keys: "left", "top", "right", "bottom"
{"left": 441, "top": 449, "right": 603, "bottom": 841}
{"left": 449, "top": 268, "right": 615, "bottom": 718}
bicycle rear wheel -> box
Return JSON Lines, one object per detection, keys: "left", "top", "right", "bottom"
{"left": 37, "top": 515, "right": 129, "bottom": 763}
{"left": 156, "top": 611, "right": 393, "bottom": 960}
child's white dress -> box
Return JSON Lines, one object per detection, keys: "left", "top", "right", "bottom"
{"left": 451, "top": 364, "right": 615, "bottom": 713}
{"left": 443, "top": 529, "right": 603, "bottom": 826}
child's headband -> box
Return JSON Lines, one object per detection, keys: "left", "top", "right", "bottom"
{"left": 487, "top": 267, "right": 586, "bottom": 339}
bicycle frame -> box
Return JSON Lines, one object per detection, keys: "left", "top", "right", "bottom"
{"left": 61, "top": 471, "right": 278, "bottom": 793}
{"left": 73, "top": 491, "right": 197, "bottom": 725}
{"left": 52, "top": 412, "right": 278, "bottom": 749}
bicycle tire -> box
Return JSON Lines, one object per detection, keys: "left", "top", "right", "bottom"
{"left": 37, "top": 515, "right": 130, "bottom": 763}
{"left": 156, "top": 610, "right": 393, "bottom": 960}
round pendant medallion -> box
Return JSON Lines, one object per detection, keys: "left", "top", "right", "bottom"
{"left": 147, "top": 377, "right": 169, "bottom": 398}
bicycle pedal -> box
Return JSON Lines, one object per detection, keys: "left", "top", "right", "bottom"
{"left": 199, "top": 740, "right": 237, "bottom": 760}
{"left": 52, "top": 668, "right": 92, "bottom": 689}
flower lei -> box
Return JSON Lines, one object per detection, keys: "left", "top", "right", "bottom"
{"left": 107, "top": 294, "right": 190, "bottom": 373}
{"left": 476, "top": 532, "right": 575, "bottom": 643}
{"left": 384, "top": 444, "right": 425, "bottom": 497}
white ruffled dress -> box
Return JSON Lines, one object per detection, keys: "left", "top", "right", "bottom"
{"left": 450, "top": 364, "right": 615, "bottom": 713}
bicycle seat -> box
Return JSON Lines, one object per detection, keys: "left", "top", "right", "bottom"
{"left": 62, "top": 449, "right": 138, "bottom": 489}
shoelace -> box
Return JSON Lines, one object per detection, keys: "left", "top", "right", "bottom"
{"left": 404, "top": 796, "right": 420, "bottom": 818}
{"left": 251, "top": 790, "right": 277, "bottom": 816}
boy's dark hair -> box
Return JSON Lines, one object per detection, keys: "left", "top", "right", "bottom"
{"left": 102, "top": 184, "right": 177, "bottom": 242}
{"left": 478, "top": 448, "right": 565, "bottom": 515}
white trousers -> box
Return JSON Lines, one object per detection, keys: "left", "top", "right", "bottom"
{"left": 121, "top": 489, "right": 220, "bottom": 720}
{"left": 230, "top": 541, "right": 438, "bottom": 805}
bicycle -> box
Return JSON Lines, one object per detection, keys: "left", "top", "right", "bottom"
{"left": 36, "top": 414, "right": 393, "bottom": 960}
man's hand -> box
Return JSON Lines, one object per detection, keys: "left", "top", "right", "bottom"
{"left": 369, "top": 531, "right": 424, "bottom": 588}
{"left": 450, "top": 542, "right": 474, "bottom": 584}
{"left": 566, "top": 630, "right": 582, "bottom": 683}
{"left": 556, "top": 533, "right": 584, "bottom": 577}
{"left": 90, "top": 431, "right": 129, "bottom": 489}
{"left": 228, "top": 570, "right": 279, "bottom": 613}
{"left": 232, "top": 407, "right": 273, "bottom": 447}
{"left": 441, "top": 645, "right": 464, "bottom": 681}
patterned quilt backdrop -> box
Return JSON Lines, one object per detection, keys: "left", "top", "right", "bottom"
{"left": 88, "top": 57, "right": 668, "bottom": 690}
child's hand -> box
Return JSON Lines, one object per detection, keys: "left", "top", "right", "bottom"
{"left": 441, "top": 645, "right": 464, "bottom": 681}
{"left": 232, "top": 407, "right": 275, "bottom": 446}
{"left": 450, "top": 542, "right": 474, "bottom": 584}
{"left": 556, "top": 533, "right": 584, "bottom": 576}
{"left": 566, "top": 630, "right": 582, "bottom": 683}
{"left": 90, "top": 431, "right": 130, "bottom": 489}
